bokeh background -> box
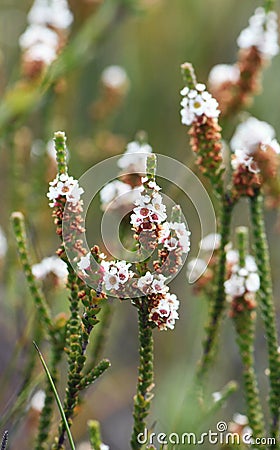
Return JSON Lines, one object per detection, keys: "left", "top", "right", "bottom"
{"left": 0, "top": 0, "right": 280, "bottom": 449}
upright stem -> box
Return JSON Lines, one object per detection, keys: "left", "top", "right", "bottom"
{"left": 264, "top": 0, "right": 275, "bottom": 13}
{"left": 196, "top": 197, "right": 233, "bottom": 386}
{"left": 131, "top": 299, "right": 154, "bottom": 450}
{"left": 250, "top": 194, "right": 280, "bottom": 445}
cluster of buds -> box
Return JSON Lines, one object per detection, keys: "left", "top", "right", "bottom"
{"left": 230, "top": 116, "right": 280, "bottom": 202}
{"left": 19, "top": 0, "right": 73, "bottom": 79}
{"left": 208, "top": 7, "right": 279, "bottom": 115}
{"left": 224, "top": 228, "right": 259, "bottom": 318}
{"left": 99, "top": 137, "right": 153, "bottom": 212}
{"left": 180, "top": 63, "right": 224, "bottom": 195}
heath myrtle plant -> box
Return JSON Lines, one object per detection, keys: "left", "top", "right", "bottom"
{"left": 1, "top": 1, "right": 280, "bottom": 450}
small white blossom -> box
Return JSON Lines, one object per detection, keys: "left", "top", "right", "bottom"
{"left": 25, "top": 43, "right": 57, "bottom": 64}
{"left": 47, "top": 174, "right": 84, "bottom": 207}
{"left": 19, "top": 24, "right": 59, "bottom": 50}
{"left": 149, "top": 292, "right": 180, "bottom": 331}
{"left": 32, "top": 256, "right": 68, "bottom": 281}
{"left": 101, "top": 65, "right": 128, "bottom": 89}
{"left": 224, "top": 251, "right": 260, "bottom": 299}
{"left": 77, "top": 253, "right": 91, "bottom": 271}
{"left": 137, "top": 271, "right": 153, "bottom": 290}
{"left": 118, "top": 140, "right": 153, "bottom": 173}
{"left": 180, "top": 83, "right": 220, "bottom": 126}
{"left": 231, "top": 149, "right": 260, "bottom": 174}
{"left": 30, "top": 390, "right": 46, "bottom": 412}
{"left": 208, "top": 64, "right": 240, "bottom": 89}
{"left": 199, "top": 233, "right": 221, "bottom": 251}
{"left": 233, "top": 413, "right": 248, "bottom": 426}
{"left": 245, "top": 272, "right": 260, "bottom": 292}
{"left": 28, "top": 0, "right": 73, "bottom": 30}
{"left": 237, "top": 7, "right": 279, "bottom": 58}
{"left": 100, "top": 180, "right": 141, "bottom": 211}
{"left": 0, "top": 226, "right": 7, "bottom": 258}
{"left": 212, "top": 391, "right": 222, "bottom": 403}
{"left": 101, "top": 260, "right": 133, "bottom": 292}
{"left": 231, "top": 117, "right": 280, "bottom": 155}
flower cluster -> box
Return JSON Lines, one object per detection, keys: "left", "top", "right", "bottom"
{"left": 130, "top": 178, "right": 167, "bottom": 231}
{"left": 99, "top": 139, "right": 153, "bottom": 211}
{"left": 137, "top": 273, "right": 179, "bottom": 330}
{"left": 101, "top": 260, "right": 134, "bottom": 293}
{"left": 47, "top": 173, "right": 84, "bottom": 208}
{"left": 208, "top": 8, "right": 279, "bottom": 115}
{"left": 100, "top": 180, "right": 141, "bottom": 211}
{"left": 237, "top": 7, "right": 279, "bottom": 59}
{"left": 32, "top": 256, "right": 68, "bottom": 283}
{"left": 187, "top": 233, "right": 220, "bottom": 294}
{"left": 180, "top": 83, "right": 220, "bottom": 126}
{"left": 160, "top": 221, "right": 191, "bottom": 254}
{"left": 225, "top": 250, "right": 259, "bottom": 316}
{"left": 19, "top": 0, "right": 73, "bottom": 78}
{"left": 230, "top": 117, "right": 280, "bottom": 201}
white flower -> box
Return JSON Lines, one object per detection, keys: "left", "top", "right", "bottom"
{"left": 208, "top": 64, "right": 240, "bottom": 89}
{"left": 151, "top": 274, "right": 168, "bottom": 294}
{"left": 101, "top": 260, "right": 133, "bottom": 292}
{"left": 118, "top": 140, "right": 153, "bottom": 173}
{"left": 245, "top": 255, "right": 257, "bottom": 272}
{"left": 149, "top": 292, "right": 180, "bottom": 331}
{"left": 226, "top": 249, "right": 239, "bottom": 265}
{"left": 30, "top": 390, "right": 46, "bottom": 412}
{"left": 212, "top": 391, "right": 222, "bottom": 403}
{"left": 225, "top": 274, "right": 246, "bottom": 297}
{"left": 25, "top": 43, "right": 57, "bottom": 64}
{"left": 47, "top": 174, "right": 84, "bottom": 206}
{"left": 100, "top": 180, "right": 141, "bottom": 211}
{"left": 231, "top": 117, "right": 279, "bottom": 155}
{"left": 237, "top": 7, "right": 279, "bottom": 58}
{"left": 199, "top": 233, "right": 221, "bottom": 251}
{"left": 77, "top": 253, "right": 91, "bottom": 271}
{"left": 0, "top": 226, "right": 7, "bottom": 258}
{"left": 19, "top": 24, "right": 59, "bottom": 50}
{"left": 101, "top": 65, "right": 128, "bottom": 89}
{"left": 231, "top": 149, "right": 260, "bottom": 174}
{"left": 32, "top": 256, "right": 68, "bottom": 280}
{"left": 180, "top": 84, "right": 220, "bottom": 126}
{"left": 245, "top": 272, "right": 260, "bottom": 292}
{"left": 28, "top": 0, "right": 73, "bottom": 30}
{"left": 137, "top": 271, "right": 154, "bottom": 290}
{"left": 233, "top": 413, "right": 248, "bottom": 426}
{"left": 164, "top": 237, "right": 179, "bottom": 252}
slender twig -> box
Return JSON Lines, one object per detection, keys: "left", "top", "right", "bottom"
{"left": 196, "top": 196, "right": 233, "bottom": 387}
{"left": 250, "top": 194, "right": 280, "bottom": 445}
{"left": 33, "top": 342, "right": 76, "bottom": 450}
{"left": 131, "top": 298, "right": 154, "bottom": 450}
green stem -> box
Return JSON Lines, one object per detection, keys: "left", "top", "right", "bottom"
{"left": 250, "top": 194, "right": 280, "bottom": 445}
{"left": 264, "top": 0, "right": 275, "bottom": 13}
{"left": 35, "top": 344, "right": 64, "bottom": 450}
{"left": 234, "top": 315, "right": 266, "bottom": 447}
{"left": 196, "top": 197, "right": 233, "bottom": 386}
{"left": 11, "top": 212, "right": 54, "bottom": 340}
{"left": 131, "top": 299, "right": 154, "bottom": 450}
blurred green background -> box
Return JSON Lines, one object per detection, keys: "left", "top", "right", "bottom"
{"left": 1, "top": 0, "right": 280, "bottom": 449}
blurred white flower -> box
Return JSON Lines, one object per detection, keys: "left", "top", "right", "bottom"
{"left": 28, "top": 0, "right": 73, "bottom": 29}
{"left": 32, "top": 256, "right": 68, "bottom": 280}
{"left": 101, "top": 65, "right": 129, "bottom": 89}
{"left": 199, "top": 233, "right": 221, "bottom": 251}
{"left": 30, "top": 390, "right": 46, "bottom": 412}
{"left": 100, "top": 180, "right": 141, "bottom": 211}
{"left": 237, "top": 7, "right": 279, "bottom": 58}
{"left": 0, "top": 226, "right": 7, "bottom": 259}
{"left": 118, "top": 140, "right": 153, "bottom": 173}
{"left": 19, "top": 24, "right": 58, "bottom": 50}
{"left": 230, "top": 117, "right": 280, "bottom": 155}
{"left": 208, "top": 64, "right": 240, "bottom": 88}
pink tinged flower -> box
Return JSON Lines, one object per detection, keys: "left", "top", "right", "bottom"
{"left": 67, "top": 183, "right": 84, "bottom": 204}
{"left": 78, "top": 253, "right": 91, "bottom": 271}
{"left": 164, "top": 237, "right": 179, "bottom": 252}
{"left": 151, "top": 275, "right": 168, "bottom": 294}
{"left": 104, "top": 271, "right": 119, "bottom": 291}
{"left": 245, "top": 272, "right": 260, "bottom": 292}
{"left": 137, "top": 271, "right": 154, "bottom": 290}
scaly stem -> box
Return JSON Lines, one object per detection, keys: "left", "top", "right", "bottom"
{"left": 250, "top": 194, "right": 280, "bottom": 446}
{"left": 131, "top": 299, "right": 154, "bottom": 450}
{"left": 11, "top": 212, "right": 54, "bottom": 340}
{"left": 196, "top": 197, "right": 233, "bottom": 387}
